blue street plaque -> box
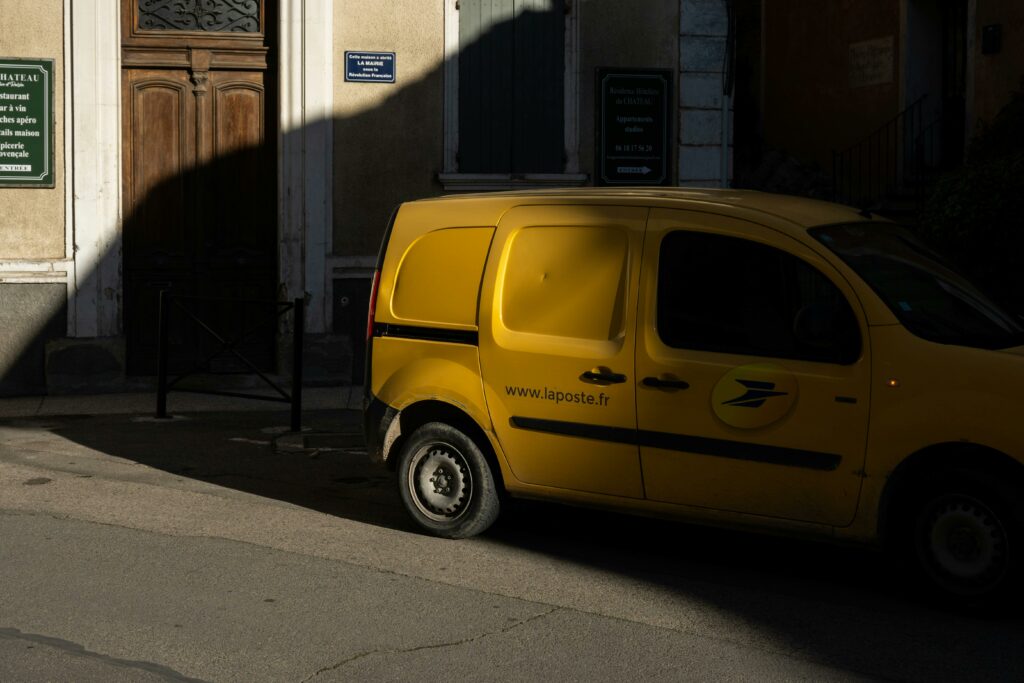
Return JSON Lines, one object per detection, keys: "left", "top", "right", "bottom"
{"left": 345, "top": 51, "right": 396, "bottom": 83}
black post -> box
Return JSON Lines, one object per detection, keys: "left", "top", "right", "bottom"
{"left": 290, "top": 298, "right": 304, "bottom": 432}
{"left": 156, "top": 290, "right": 170, "bottom": 418}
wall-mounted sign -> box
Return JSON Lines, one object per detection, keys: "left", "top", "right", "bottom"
{"left": 596, "top": 68, "right": 671, "bottom": 186}
{"left": 345, "top": 51, "right": 396, "bottom": 83}
{"left": 848, "top": 36, "right": 894, "bottom": 88}
{"left": 0, "top": 57, "right": 54, "bottom": 188}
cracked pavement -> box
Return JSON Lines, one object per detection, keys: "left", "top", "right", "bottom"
{"left": 1, "top": 408, "right": 1022, "bottom": 681}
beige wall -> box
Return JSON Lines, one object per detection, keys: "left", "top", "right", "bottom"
{"left": 579, "top": 0, "right": 680, "bottom": 181}
{"left": 0, "top": 1, "right": 64, "bottom": 260}
{"left": 330, "top": 1, "right": 679, "bottom": 257}
{"left": 973, "top": 0, "right": 1024, "bottom": 127}
{"left": 333, "top": 0, "right": 445, "bottom": 257}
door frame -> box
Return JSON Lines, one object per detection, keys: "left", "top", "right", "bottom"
{"left": 66, "top": 0, "right": 334, "bottom": 343}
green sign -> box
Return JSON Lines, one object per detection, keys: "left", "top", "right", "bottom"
{"left": 0, "top": 58, "right": 54, "bottom": 188}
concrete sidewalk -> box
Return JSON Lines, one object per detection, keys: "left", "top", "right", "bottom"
{"left": 0, "top": 385, "right": 363, "bottom": 418}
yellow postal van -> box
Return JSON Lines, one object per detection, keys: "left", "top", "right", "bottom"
{"left": 364, "top": 188, "right": 1024, "bottom": 607}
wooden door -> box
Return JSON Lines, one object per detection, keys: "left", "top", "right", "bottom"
{"left": 121, "top": 1, "right": 276, "bottom": 375}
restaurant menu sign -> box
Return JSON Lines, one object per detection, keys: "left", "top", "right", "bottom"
{"left": 0, "top": 58, "right": 54, "bottom": 188}
{"left": 596, "top": 68, "right": 671, "bottom": 186}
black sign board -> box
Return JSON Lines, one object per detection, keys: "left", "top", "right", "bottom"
{"left": 0, "top": 58, "right": 54, "bottom": 188}
{"left": 596, "top": 68, "right": 671, "bottom": 186}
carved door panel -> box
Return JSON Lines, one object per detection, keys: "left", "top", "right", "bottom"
{"left": 121, "top": 1, "right": 275, "bottom": 375}
{"left": 194, "top": 70, "right": 276, "bottom": 372}
{"left": 122, "top": 68, "right": 200, "bottom": 374}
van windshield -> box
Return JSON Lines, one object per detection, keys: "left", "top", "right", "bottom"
{"left": 810, "top": 223, "right": 1024, "bottom": 350}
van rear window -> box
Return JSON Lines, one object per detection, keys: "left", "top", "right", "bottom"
{"left": 499, "top": 226, "right": 629, "bottom": 342}
{"left": 391, "top": 227, "right": 494, "bottom": 327}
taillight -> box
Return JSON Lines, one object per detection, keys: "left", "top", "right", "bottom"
{"left": 366, "top": 269, "right": 381, "bottom": 342}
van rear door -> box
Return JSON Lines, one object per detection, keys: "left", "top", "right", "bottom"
{"left": 478, "top": 205, "right": 646, "bottom": 498}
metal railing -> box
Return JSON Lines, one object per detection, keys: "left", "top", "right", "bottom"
{"left": 155, "top": 291, "right": 305, "bottom": 431}
{"left": 832, "top": 96, "right": 939, "bottom": 211}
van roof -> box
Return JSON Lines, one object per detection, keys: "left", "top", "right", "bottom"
{"left": 415, "top": 187, "right": 874, "bottom": 230}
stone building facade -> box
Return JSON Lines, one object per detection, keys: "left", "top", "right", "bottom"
{"left": 5, "top": 1, "right": 1020, "bottom": 396}
{"left": 0, "top": 0, "right": 736, "bottom": 395}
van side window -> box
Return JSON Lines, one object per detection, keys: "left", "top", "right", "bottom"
{"left": 657, "top": 231, "right": 861, "bottom": 364}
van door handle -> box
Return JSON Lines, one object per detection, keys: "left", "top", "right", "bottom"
{"left": 641, "top": 376, "right": 690, "bottom": 390}
{"left": 580, "top": 369, "right": 627, "bottom": 385}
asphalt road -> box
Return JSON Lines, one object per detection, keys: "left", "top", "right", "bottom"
{"left": 0, "top": 408, "right": 1021, "bottom": 682}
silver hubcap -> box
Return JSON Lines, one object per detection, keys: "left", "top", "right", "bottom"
{"left": 408, "top": 442, "right": 472, "bottom": 523}
{"left": 924, "top": 494, "right": 1007, "bottom": 591}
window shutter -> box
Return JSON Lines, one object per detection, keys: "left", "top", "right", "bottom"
{"left": 458, "top": 0, "right": 565, "bottom": 174}
{"left": 459, "top": 0, "right": 515, "bottom": 173}
{"left": 512, "top": 0, "right": 564, "bottom": 173}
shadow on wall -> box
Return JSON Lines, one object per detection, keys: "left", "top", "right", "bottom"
{"left": 5, "top": 1, "right": 1023, "bottom": 398}
{"left": 0, "top": 4, "right": 572, "bottom": 397}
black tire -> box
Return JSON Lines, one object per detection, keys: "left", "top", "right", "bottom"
{"left": 902, "top": 467, "right": 1023, "bottom": 613}
{"left": 396, "top": 422, "right": 500, "bottom": 539}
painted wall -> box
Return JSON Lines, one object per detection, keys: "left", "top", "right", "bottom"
{"left": 579, "top": 0, "right": 679, "bottom": 182}
{"left": 0, "top": 1, "right": 64, "bottom": 259}
{"left": 330, "top": 0, "right": 679, "bottom": 258}
{"left": 973, "top": 0, "right": 1024, "bottom": 127}
{"left": 762, "top": 0, "right": 901, "bottom": 172}
{"left": 332, "top": 0, "right": 445, "bottom": 257}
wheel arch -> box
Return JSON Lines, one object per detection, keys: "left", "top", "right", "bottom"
{"left": 878, "top": 442, "right": 1024, "bottom": 543}
{"left": 384, "top": 399, "right": 506, "bottom": 494}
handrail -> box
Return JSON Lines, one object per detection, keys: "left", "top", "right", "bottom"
{"left": 843, "top": 95, "right": 926, "bottom": 151}
{"left": 832, "top": 95, "right": 938, "bottom": 211}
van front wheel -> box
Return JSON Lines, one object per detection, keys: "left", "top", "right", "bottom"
{"left": 905, "top": 468, "right": 1023, "bottom": 612}
{"left": 397, "top": 422, "right": 500, "bottom": 539}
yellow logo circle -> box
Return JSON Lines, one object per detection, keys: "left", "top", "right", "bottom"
{"left": 711, "top": 363, "right": 798, "bottom": 429}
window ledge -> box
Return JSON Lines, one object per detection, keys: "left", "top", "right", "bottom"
{"left": 438, "top": 173, "right": 589, "bottom": 192}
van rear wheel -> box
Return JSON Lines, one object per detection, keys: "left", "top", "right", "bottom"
{"left": 397, "top": 422, "right": 500, "bottom": 539}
